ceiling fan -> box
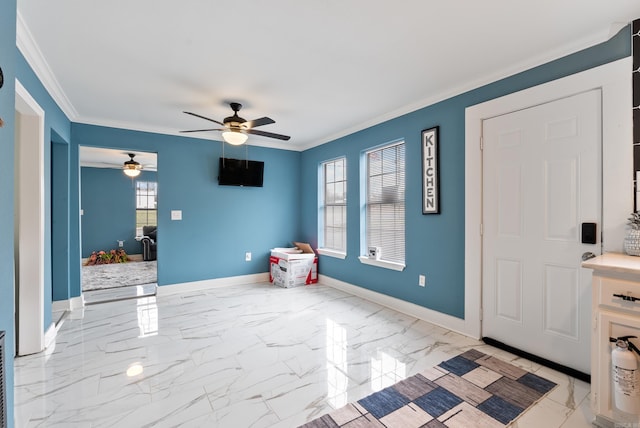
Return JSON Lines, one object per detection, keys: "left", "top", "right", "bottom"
{"left": 181, "top": 102, "right": 291, "bottom": 145}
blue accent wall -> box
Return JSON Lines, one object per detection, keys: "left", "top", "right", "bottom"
{"left": 299, "top": 27, "right": 631, "bottom": 319}
{"left": 70, "top": 124, "right": 302, "bottom": 286}
{"left": 81, "top": 168, "right": 158, "bottom": 257}
{"left": 0, "top": 2, "right": 17, "bottom": 426}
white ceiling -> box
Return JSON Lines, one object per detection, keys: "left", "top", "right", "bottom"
{"left": 17, "top": 1, "right": 640, "bottom": 152}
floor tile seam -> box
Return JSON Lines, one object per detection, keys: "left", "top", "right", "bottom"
{"left": 544, "top": 382, "right": 583, "bottom": 412}
{"left": 557, "top": 393, "right": 590, "bottom": 428}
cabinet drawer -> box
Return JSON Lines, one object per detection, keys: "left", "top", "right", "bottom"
{"left": 598, "top": 277, "right": 640, "bottom": 313}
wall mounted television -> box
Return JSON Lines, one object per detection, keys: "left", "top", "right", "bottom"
{"left": 218, "top": 157, "right": 264, "bottom": 187}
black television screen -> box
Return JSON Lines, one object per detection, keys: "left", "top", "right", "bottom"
{"left": 218, "top": 157, "right": 264, "bottom": 187}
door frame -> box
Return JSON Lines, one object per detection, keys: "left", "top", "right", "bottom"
{"left": 463, "top": 57, "right": 632, "bottom": 339}
{"left": 15, "top": 79, "right": 46, "bottom": 355}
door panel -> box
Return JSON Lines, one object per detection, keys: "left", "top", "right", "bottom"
{"left": 482, "top": 89, "right": 601, "bottom": 374}
{"left": 495, "top": 258, "right": 522, "bottom": 322}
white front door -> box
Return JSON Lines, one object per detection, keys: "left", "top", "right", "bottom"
{"left": 482, "top": 89, "right": 602, "bottom": 374}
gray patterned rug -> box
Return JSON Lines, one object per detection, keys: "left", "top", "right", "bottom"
{"left": 301, "top": 349, "right": 557, "bottom": 427}
{"left": 82, "top": 261, "right": 157, "bottom": 291}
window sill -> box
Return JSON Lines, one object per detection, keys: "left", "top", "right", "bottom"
{"left": 358, "top": 256, "right": 405, "bottom": 271}
{"left": 317, "top": 248, "right": 347, "bottom": 259}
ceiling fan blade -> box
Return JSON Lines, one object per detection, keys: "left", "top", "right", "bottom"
{"left": 246, "top": 128, "right": 291, "bottom": 141}
{"left": 179, "top": 128, "right": 224, "bottom": 133}
{"left": 241, "top": 117, "right": 275, "bottom": 129}
{"left": 183, "top": 111, "right": 224, "bottom": 126}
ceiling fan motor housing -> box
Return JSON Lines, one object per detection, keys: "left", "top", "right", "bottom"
{"left": 224, "top": 103, "right": 246, "bottom": 129}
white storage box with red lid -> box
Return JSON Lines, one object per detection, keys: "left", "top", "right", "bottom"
{"left": 269, "top": 242, "right": 318, "bottom": 288}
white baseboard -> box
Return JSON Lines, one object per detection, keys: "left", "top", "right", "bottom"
{"left": 157, "top": 272, "right": 270, "bottom": 296}
{"left": 319, "top": 274, "right": 473, "bottom": 338}
{"left": 52, "top": 295, "right": 85, "bottom": 312}
{"left": 44, "top": 322, "right": 56, "bottom": 349}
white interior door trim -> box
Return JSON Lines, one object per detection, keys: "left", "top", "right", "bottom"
{"left": 463, "top": 57, "right": 632, "bottom": 339}
{"left": 15, "top": 79, "right": 46, "bottom": 355}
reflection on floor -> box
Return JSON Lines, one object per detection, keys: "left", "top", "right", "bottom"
{"left": 84, "top": 283, "right": 157, "bottom": 305}
{"left": 15, "top": 283, "right": 593, "bottom": 427}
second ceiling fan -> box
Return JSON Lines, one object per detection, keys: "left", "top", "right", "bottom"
{"left": 181, "top": 102, "right": 291, "bottom": 145}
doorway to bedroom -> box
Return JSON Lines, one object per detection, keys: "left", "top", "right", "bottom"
{"left": 79, "top": 146, "right": 158, "bottom": 303}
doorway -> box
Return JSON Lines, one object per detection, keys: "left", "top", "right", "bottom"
{"left": 481, "top": 89, "right": 601, "bottom": 375}
{"left": 14, "top": 80, "right": 45, "bottom": 356}
{"left": 464, "top": 58, "right": 632, "bottom": 366}
{"left": 79, "top": 147, "right": 158, "bottom": 303}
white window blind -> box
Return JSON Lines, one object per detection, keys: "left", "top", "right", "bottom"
{"left": 321, "top": 158, "right": 347, "bottom": 252}
{"left": 365, "top": 142, "right": 405, "bottom": 264}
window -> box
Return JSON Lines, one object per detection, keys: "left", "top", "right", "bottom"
{"left": 319, "top": 157, "right": 347, "bottom": 257}
{"left": 135, "top": 181, "right": 157, "bottom": 236}
{"left": 361, "top": 142, "right": 405, "bottom": 269}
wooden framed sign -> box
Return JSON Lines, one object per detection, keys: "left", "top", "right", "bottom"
{"left": 422, "top": 126, "right": 440, "bottom": 214}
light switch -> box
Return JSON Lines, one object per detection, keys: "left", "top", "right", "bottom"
{"left": 171, "top": 210, "right": 182, "bottom": 221}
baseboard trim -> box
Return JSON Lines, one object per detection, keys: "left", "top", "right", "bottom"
{"left": 52, "top": 295, "right": 85, "bottom": 312}
{"left": 157, "top": 272, "right": 270, "bottom": 296}
{"left": 319, "top": 274, "right": 469, "bottom": 338}
{"left": 44, "top": 322, "right": 56, "bottom": 349}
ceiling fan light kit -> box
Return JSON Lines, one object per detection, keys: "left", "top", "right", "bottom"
{"left": 221, "top": 130, "right": 248, "bottom": 145}
{"left": 123, "top": 153, "right": 142, "bottom": 177}
{"left": 182, "top": 102, "right": 291, "bottom": 145}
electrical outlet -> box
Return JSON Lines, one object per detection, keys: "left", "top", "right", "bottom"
{"left": 245, "top": 252, "right": 252, "bottom": 262}
{"left": 418, "top": 275, "right": 426, "bottom": 287}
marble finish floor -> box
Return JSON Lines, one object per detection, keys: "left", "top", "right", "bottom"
{"left": 14, "top": 282, "right": 593, "bottom": 427}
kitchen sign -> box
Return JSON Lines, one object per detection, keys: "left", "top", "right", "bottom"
{"left": 422, "top": 126, "right": 440, "bottom": 214}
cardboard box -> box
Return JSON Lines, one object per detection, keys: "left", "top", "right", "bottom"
{"left": 270, "top": 242, "right": 318, "bottom": 288}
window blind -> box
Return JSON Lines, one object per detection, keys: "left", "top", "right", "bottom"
{"left": 322, "top": 158, "right": 347, "bottom": 252}
{"left": 366, "top": 142, "right": 405, "bottom": 264}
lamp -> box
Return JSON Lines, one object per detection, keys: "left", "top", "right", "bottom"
{"left": 123, "top": 153, "right": 142, "bottom": 177}
{"left": 221, "top": 130, "right": 248, "bottom": 146}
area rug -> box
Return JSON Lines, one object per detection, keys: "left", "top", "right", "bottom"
{"left": 301, "top": 349, "right": 557, "bottom": 428}
{"left": 82, "top": 260, "right": 157, "bottom": 291}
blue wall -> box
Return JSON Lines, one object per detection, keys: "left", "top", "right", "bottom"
{"left": 15, "top": 50, "right": 72, "bottom": 328}
{"left": 81, "top": 168, "right": 157, "bottom": 257}
{"left": 52, "top": 141, "right": 70, "bottom": 301}
{"left": 70, "top": 124, "right": 302, "bottom": 286}
{"left": 0, "top": 2, "right": 17, "bottom": 425}
{"left": 299, "top": 27, "right": 631, "bottom": 319}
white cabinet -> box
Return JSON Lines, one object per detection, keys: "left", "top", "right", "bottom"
{"left": 584, "top": 254, "right": 640, "bottom": 427}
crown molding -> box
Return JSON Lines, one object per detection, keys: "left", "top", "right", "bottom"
{"left": 298, "top": 24, "right": 619, "bottom": 151}
{"left": 16, "top": 11, "right": 78, "bottom": 121}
